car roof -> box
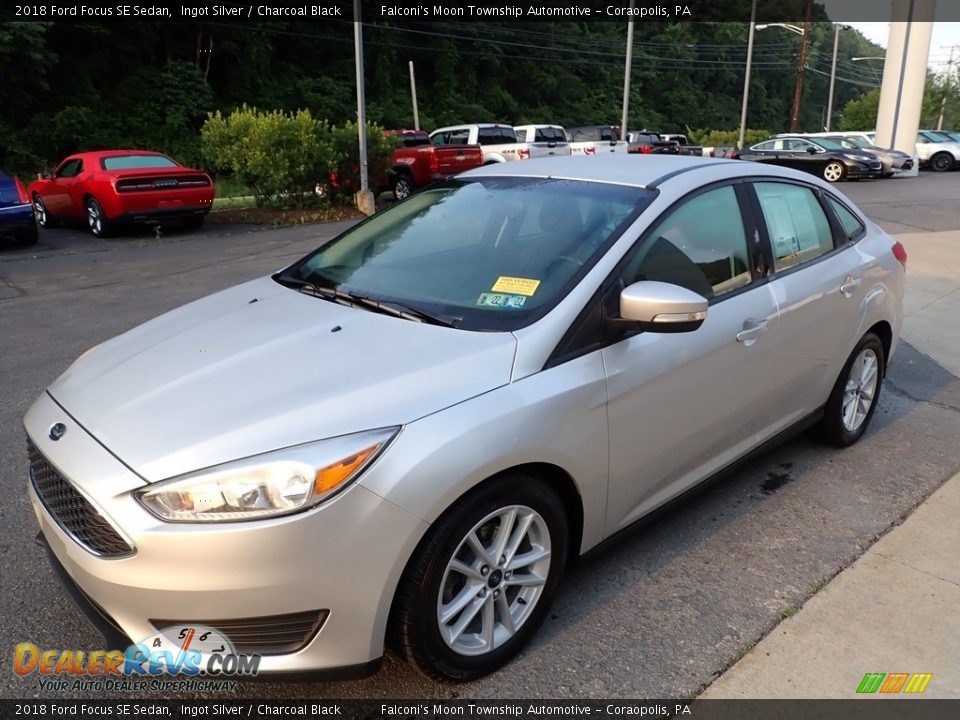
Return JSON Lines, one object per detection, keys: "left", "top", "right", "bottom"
{"left": 458, "top": 154, "right": 796, "bottom": 189}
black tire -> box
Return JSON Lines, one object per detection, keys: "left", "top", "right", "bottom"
{"left": 822, "top": 161, "right": 846, "bottom": 183}
{"left": 85, "top": 197, "right": 111, "bottom": 238}
{"left": 930, "top": 152, "right": 953, "bottom": 172}
{"left": 391, "top": 472, "right": 569, "bottom": 682}
{"left": 392, "top": 173, "right": 415, "bottom": 201}
{"left": 182, "top": 215, "right": 205, "bottom": 230}
{"left": 32, "top": 194, "right": 56, "bottom": 229}
{"left": 23, "top": 222, "right": 39, "bottom": 245}
{"left": 821, "top": 332, "right": 885, "bottom": 447}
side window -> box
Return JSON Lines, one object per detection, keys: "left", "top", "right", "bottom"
{"left": 754, "top": 141, "right": 775, "bottom": 151}
{"left": 827, "top": 197, "right": 866, "bottom": 241}
{"left": 55, "top": 159, "right": 81, "bottom": 178}
{"left": 621, "top": 185, "right": 752, "bottom": 300}
{"left": 431, "top": 132, "right": 447, "bottom": 146}
{"left": 448, "top": 130, "right": 469, "bottom": 145}
{"left": 755, "top": 182, "right": 834, "bottom": 272}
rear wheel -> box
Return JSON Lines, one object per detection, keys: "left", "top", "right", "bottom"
{"left": 392, "top": 472, "right": 569, "bottom": 682}
{"left": 85, "top": 197, "right": 111, "bottom": 238}
{"left": 821, "top": 332, "right": 884, "bottom": 447}
{"left": 33, "top": 194, "right": 55, "bottom": 229}
{"left": 930, "top": 152, "right": 953, "bottom": 172}
{"left": 392, "top": 173, "right": 415, "bottom": 201}
{"left": 823, "top": 161, "right": 846, "bottom": 183}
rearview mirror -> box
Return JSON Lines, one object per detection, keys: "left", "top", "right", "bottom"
{"left": 618, "top": 281, "right": 708, "bottom": 333}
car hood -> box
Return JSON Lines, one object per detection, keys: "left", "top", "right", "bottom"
{"left": 49, "top": 277, "right": 517, "bottom": 483}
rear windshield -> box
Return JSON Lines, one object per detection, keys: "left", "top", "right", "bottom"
{"left": 534, "top": 127, "right": 566, "bottom": 143}
{"left": 100, "top": 155, "right": 179, "bottom": 170}
{"left": 477, "top": 127, "right": 518, "bottom": 145}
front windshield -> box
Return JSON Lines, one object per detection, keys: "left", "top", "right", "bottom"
{"left": 283, "top": 178, "right": 652, "bottom": 331}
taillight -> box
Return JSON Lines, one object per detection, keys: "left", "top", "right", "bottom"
{"left": 892, "top": 240, "right": 907, "bottom": 269}
{"left": 640, "top": 146, "right": 653, "bottom": 154}
{"left": 14, "top": 176, "right": 30, "bottom": 204}
{"left": 518, "top": 148, "right": 531, "bottom": 160}
{"left": 429, "top": 152, "right": 440, "bottom": 173}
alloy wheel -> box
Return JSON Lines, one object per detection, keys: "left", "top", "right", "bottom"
{"left": 841, "top": 347, "right": 879, "bottom": 432}
{"left": 824, "top": 162, "right": 844, "bottom": 182}
{"left": 87, "top": 200, "right": 103, "bottom": 235}
{"left": 437, "top": 505, "right": 552, "bottom": 657}
{"left": 33, "top": 197, "right": 48, "bottom": 227}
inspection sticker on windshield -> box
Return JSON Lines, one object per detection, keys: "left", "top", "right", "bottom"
{"left": 477, "top": 293, "right": 526, "bottom": 309}
{"left": 491, "top": 276, "right": 541, "bottom": 296}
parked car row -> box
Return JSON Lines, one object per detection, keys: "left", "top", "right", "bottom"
{"left": 734, "top": 128, "right": 960, "bottom": 183}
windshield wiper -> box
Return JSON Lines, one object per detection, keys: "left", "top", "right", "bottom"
{"left": 275, "top": 273, "right": 459, "bottom": 328}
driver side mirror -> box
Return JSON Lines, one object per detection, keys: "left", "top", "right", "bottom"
{"left": 806, "top": 146, "right": 818, "bottom": 154}
{"left": 40, "top": 172, "right": 53, "bottom": 180}
{"left": 618, "top": 281, "right": 708, "bottom": 333}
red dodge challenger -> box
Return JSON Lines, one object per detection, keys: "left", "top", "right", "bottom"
{"left": 29, "top": 150, "right": 214, "bottom": 237}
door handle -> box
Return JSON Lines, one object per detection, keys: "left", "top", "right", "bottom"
{"left": 736, "top": 318, "right": 769, "bottom": 344}
{"left": 840, "top": 276, "right": 861, "bottom": 296}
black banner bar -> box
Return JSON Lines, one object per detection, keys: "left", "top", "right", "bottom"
{"left": 0, "top": 0, "right": 953, "bottom": 23}
{"left": 1, "top": 700, "right": 959, "bottom": 720}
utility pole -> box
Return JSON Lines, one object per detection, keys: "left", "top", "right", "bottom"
{"left": 621, "top": 0, "right": 635, "bottom": 141}
{"left": 409, "top": 61, "right": 420, "bottom": 131}
{"left": 789, "top": 0, "right": 813, "bottom": 132}
{"left": 936, "top": 46, "right": 957, "bottom": 131}
{"left": 738, "top": 0, "right": 758, "bottom": 149}
{"left": 826, "top": 24, "right": 848, "bottom": 132}
{"left": 353, "top": 0, "right": 374, "bottom": 215}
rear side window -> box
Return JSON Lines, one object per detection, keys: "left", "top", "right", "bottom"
{"left": 755, "top": 182, "right": 834, "bottom": 271}
{"left": 622, "top": 185, "right": 751, "bottom": 300}
{"left": 827, "top": 197, "right": 866, "bottom": 240}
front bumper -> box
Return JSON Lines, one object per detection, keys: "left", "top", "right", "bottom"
{"left": 846, "top": 163, "right": 883, "bottom": 179}
{"left": 25, "top": 392, "right": 428, "bottom": 676}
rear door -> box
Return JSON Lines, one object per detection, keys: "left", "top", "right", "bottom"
{"left": 603, "top": 182, "right": 781, "bottom": 532}
{"left": 747, "top": 179, "right": 867, "bottom": 422}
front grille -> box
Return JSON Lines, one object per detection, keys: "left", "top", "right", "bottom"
{"left": 150, "top": 610, "right": 328, "bottom": 656}
{"left": 28, "top": 439, "right": 134, "bottom": 557}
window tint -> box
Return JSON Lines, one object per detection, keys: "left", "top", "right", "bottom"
{"left": 534, "top": 127, "right": 566, "bottom": 143}
{"left": 477, "top": 127, "right": 517, "bottom": 145}
{"left": 101, "top": 155, "right": 178, "bottom": 170}
{"left": 621, "top": 185, "right": 751, "bottom": 300}
{"left": 55, "top": 159, "right": 82, "bottom": 178}
{"left": 827, "top": 197, "right": 865, "bottom": 240}
{"left": 753, "top": 141, "right": 776, "bottom": 151}
{"left": 755, "top": 182, "right": 834, "bottom": 271}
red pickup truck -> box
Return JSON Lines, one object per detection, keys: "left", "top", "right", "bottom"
{"left": 384, "top": 130, "right": 483, "bottom": 199}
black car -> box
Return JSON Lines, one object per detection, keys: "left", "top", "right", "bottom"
{"left": 626, "top": 130, "right": 679, "bottom": 155}
{"left": 0, "top": 169, "right": 38, "bottom": 245}
{"left": 734, "top": 136, "right": 883, "bottom": 182}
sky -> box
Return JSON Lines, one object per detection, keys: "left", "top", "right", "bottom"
{"left": 846, "top": 22, "right": 960, "bottom": 73}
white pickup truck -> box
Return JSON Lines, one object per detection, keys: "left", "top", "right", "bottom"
{"left": 430, "top": 123, "right": 570, "bottom": 164}
{"left": 565, "top": 125, "right": 629, "bottom": 156}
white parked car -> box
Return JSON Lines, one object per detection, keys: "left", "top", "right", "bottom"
{"left": 430, "top": 123, "right": 567, "bottom": 164}
{"left": 512, "top": 125, "right": 573, "bottom": 158}
{"left": 26, "top": 156, "right": 905, "bottom": 682}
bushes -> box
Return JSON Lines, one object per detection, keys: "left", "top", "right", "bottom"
{"left": 689, "top": 128, "right": 772, "bottom": 148}
{"left": 201, "top": 106, "right": 397, "bottom": 207}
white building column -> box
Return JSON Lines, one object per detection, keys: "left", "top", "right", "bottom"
{"left": 875, "top": 0, "right": 936, "bottom": 177}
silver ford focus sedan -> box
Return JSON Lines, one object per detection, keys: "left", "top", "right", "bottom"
{"left": 25, "top": 156, "right": 905, "bottom": 681}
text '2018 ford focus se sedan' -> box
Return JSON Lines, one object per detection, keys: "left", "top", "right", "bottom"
{"left": 25, "top": 156, "right": 905, "bottom": 681}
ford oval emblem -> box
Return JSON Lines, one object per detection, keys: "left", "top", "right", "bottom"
{"left": 49, "top": 423, "right": 66, "bottom": 441}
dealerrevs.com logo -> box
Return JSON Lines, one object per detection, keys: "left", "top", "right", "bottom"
{"left": 14, "top": 625, "right": 259, "bottom": 692}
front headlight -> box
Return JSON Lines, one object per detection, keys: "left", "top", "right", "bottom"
{"left": 136, "top": 427, "right": 398, "bottom": 523}
{"left": 850, "top": 154, "right": 873, "bottom": 163}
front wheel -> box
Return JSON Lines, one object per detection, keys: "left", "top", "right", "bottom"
{"left": 392, "top": 473, "right": 569, "bottom": 682}
{"left": 86, "top": 197, "right": 111, "bottom": 238}
{"left": 823, "top": 161, "right": 846, "bottom": 183}
{"left": 821, "top": 332, "right": 884, "bottom": 447}
{"left": 930, "top": 152, "right": 953, "bottom": 172}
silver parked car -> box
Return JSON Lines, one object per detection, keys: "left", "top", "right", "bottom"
{"left": 25, "top": 156, "right": 905, "bottom": 681}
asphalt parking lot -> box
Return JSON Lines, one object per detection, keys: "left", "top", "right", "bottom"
{"left": 2, "top": 172, "right": 959, "bottom": 700}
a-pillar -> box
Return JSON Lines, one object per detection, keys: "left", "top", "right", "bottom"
{"left": 875, "top": 0, "right": 936, "bottom": 177}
